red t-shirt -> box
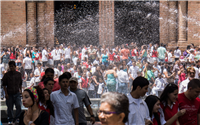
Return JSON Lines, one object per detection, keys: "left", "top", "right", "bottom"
{"left": 48, "top": 53, "right": 52, "bottom": 59}
{"left": 82, "top": 62, "right": 88, "bottom": 68}
{"left": 121, "top": 49, "right": 130, "bottom": 60}
{"left": 160, "top": 101, "right": 179, "bottom": 125}
{"left": 152, "top": 50, "right": 157, "bottom": 57}
{"left": 131, "top": 49, "right": 137, "bottom": 57}
{"left": 10, "top": 52, "right": 16, "bottom": 59}
{"left": 109, "top": 53, "right": 115, "bottom": 61}
{"left": 178, "top": 93, "right": 200, "bottom": 125}
{"left": 81, "top": 77, "right": 88, "bottom": 88}
{"left": 38, "top": 79, "right": 60, "bottom": 92}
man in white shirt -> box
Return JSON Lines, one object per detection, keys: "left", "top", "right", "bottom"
{"left": 126, "top": 76, "right": 152, "bottom": 125}
{"left": 179, "top": 67, "right": 195, "bottom": 93}
{"left": 128, "top": 61, "right": 139, "bottom": 92}
{"left": 192, "top": 63, "right": 199, "bottom": 79}
{"left": 168, "top": 50, "right": 173, "bottom": 63}
{"left": 52, "top": 45, "right": 62, "bottom": 67}
{"left": 23, "top": 54, "right": 32, "bottom": 81}
{"left": 64, "top": 44, "right": 71, "bottom": 64}
{"left": 50, "top": 73, "right": 79, "bottom": 125}
{"left": 81, "top": 45, "right": 87, "bottom": 61}
{"left": 34, "top": 63, "right": 43, "bottom": 85}
{"left": 117, "top": 67, "right": 129, "bottom": 94}
{"left": 151, "top": 73, "right": 166, "bottom": 97}
{"left": 42, "top": 47, "right": 48, "bottom": 67}
{"left": 153, "top": 60, "right": 161, "bottom": 78}
{"left": 189, "top": 49, "right": 195, "bottom": 63}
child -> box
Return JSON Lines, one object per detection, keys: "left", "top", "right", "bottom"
{"left": 29, "top": 73, "right": 35, "bottom": 87}
{"left": 97, "top": 78, "right": 104, "bottom": 98}
{"left": 88, "top": 78, "right": 96, "bottom": 98}
{"left": 151, "top": 73, "right": 166, "bottom": 97}
{"left": 15, "top": 56, "right": 22, "bottom": 67}
{"left": 20, "top": 67, "right": 27, "bottom": 91}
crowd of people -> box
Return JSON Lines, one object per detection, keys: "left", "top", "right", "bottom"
{"left": 1, "top": 42, "right": 200, "bottom": 125}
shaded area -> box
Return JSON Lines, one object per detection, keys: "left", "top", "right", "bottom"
{"left": 114, "top": 1, "right": 160, "bottom": 46}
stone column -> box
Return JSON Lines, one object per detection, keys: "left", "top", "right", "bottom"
{"left": 178, "top": 1, "right": 187, "bottom": 42}
{"left": 99, "top": 1, "right": 115, "bottom": 46}
{"left": 27, "top": 2, "right": 37, "bottom": 46}
{"left": 159, "top": 1, "right": 169, "bottom": 45}
{"left": 37, "top": 2, "right": 45, "bottom": 47}
{"left": 44, "top": 1, "right": 54, "bottom": 48}
{"left": 168, "top": 1, "right": 177, "bottom": 43}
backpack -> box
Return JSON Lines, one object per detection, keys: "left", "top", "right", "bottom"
{"left": 183, "top": 50, "right": 188, "bottom": 57}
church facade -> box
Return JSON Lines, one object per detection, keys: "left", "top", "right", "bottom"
{"left": 1, "top": 1, "right": 200, "bottom": 50}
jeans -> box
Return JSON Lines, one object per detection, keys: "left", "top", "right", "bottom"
{"left": 6, "top": 92, "right": 22, "bottom": 122}
{"left": 117, "top": 83, "right": 128, "bottom": 95}
{"left": 64, "top": 58, "right": 70, "bottom": 64}
{"left": 158, "top": 58, "right": 165, "bottom": 63}
{"left": 88, "top": 90, "right": 96, "bottom": 98}
{"left": 25, "top": 69, "right": 32, "bottom": 81}
{"left": 174, "top": 79, "right": 179, "bottom": 85}
{"left": 54, "top": 60, "right": 60, "bottom": 67}
{"left": 102, "top": 61, "right": 109, "bottom": 67}
{"left": 141, "top": 57, "right": 147, "bottom": 63}
{"left": 42, "top": 61, "right": 48, "bottom": 67}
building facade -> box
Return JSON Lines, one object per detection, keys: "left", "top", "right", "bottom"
{"left": 1, "top": 1, "right": 200, "bottom": 49}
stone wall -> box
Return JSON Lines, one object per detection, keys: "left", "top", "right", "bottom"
{"left": 160, "top": 1, "right": 200, "bottom": 51}
{"left": 1, "top": 1, "right": 26, "bottom": 47}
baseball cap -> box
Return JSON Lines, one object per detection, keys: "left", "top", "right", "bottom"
{"left": 69, "top": 77, "right": 78, "bottom": 83}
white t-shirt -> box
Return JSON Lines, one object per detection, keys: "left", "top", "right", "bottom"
{"left": 189, "top": 54, "right": 195, "bottom": 62}
{"left": 128, "top": 66, "right": 139, "bottom": 79}
{"left": 88, "top": 82, "right": 95, "bottom": 90}
{"left": 29, "top": 77, "right": 35, "bottom": 87}
{"left": 81, "top": 48, "right": 87, "bottom": 60}
{"left": 174, "top": 49, "right": 181, "bottom": 58}
{"left": 64, "top": 48, "right": 71, "bottom": 59}
{"left": 23, "top": 57, "right": 32, "bottom": 69}
{"left": 168, "top": 52, "right": 173, "bottom": 62}
{"left": 154, "top": 78, "right": 166, "bottom": 91}
{"left": 34, "top": 68, "right": 43, "bottom": 82}
{"left": 72, "top": 57, "right": 78, "bottom": 65}
{"left": 52, "top": 49, "right": 62, "bottom": 60}
{"left": 97, "top": 83, "right": 104, "bottom": 94}
{"left": 194, "top": 66, "right": 199, "bottom": 79}
{"left": 54, "top": 68, "right": 60, "bottom": 77}
{"left": 42, "top": 49, "right": 48, "bottom": 61}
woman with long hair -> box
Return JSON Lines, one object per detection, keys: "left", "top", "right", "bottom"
{"left": 145, "top": 95, "right": 185, "bottom": 125}
{"left": 19, "top": 86, "right": 49, "bottom": 125}
{"left": 10, "top": 46, "right": 16, "bottom": 61}
{"left": 39, "top": 88, "right": 54, "bottom": 123}
{"left": 160, "top": 83, "right": 186, "bottom": 125}
{"left": 140, "top": 45, "right": 148, "bottom": 63}
{"left": 174, "top": 47, "right": 181, "bottom": 62}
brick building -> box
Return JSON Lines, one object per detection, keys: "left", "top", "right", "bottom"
{"left": 1, "top": 1, "right": 200, "bottom": 49}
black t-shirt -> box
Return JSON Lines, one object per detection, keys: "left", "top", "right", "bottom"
{"left": 93, "top": 71, "right": 103, "bottom": 82}
{"left": 19, "top": 110, "right": 49, "bottom": 125}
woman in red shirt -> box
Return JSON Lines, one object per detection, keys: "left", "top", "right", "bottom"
{"left": 10, "top": 46, "right": 16, "bottom": 61}
{"left": 39, "top": 88, "right": 54, "bottom": 123}
{"left": 160, "top": 83, "right": 186, "bottom": 125}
